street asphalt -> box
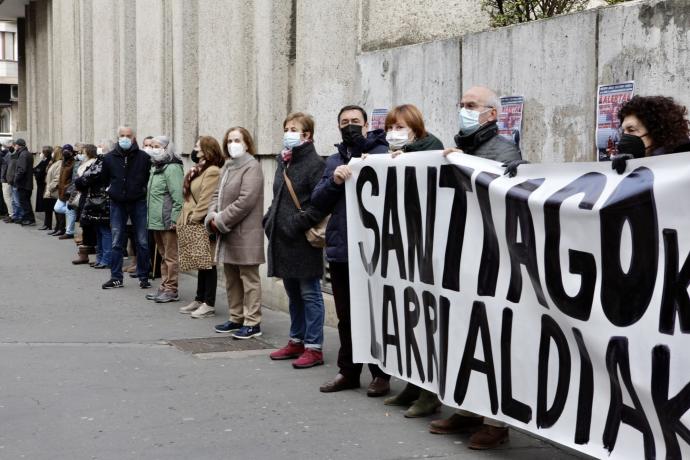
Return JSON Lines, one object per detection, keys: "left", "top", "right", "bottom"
{"left": 0, "top": 220, "right": 590, "bottom": 460}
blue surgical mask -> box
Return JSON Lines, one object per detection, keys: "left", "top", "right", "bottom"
{"left": 283, "top": 132, "right": 301, "bottom": 150}
{"left": 458, "top": 107, "right": 491, "bottom": 135}
{"left": 118, "top": 137, "right": 132, "bottom": 150}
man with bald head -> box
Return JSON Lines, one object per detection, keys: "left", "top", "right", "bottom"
{"left": 435, "top": 86, "right": 520, "bottom": 450}
{"left": 445, "top": 85, "right": 521, "bottom": 163}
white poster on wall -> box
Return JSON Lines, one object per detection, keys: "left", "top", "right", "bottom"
{"left": 346, "top": 150, "right": 690, "bottom": 460}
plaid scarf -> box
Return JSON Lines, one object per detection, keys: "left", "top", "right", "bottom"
{"left": 280, "top": 139, "right": 312, "bottom": 164}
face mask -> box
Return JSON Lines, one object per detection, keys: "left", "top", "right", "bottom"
{"left": 616, "top": 133, "right": 647, "bottom": 158}
{"left": 386, "top": 129, "right": 410, "bottom": 150}
{"left": 97, "top": 147, "right": 104, "bottom": 155}
{"left": 458, "top": 107, "right": 492, "bottom": 135}
{"left": 76, "top": 153, "right": 86, "bottom": 162}
{"left": 39, "top": 153, "right": 46, "bottom": 161}
{"left": 229, "top": 142, "right": 246, "bottom": 159}
{"left": 340, "top": 124, "right": 365, "bottom": 147}
{"left": 283, "top": 131, "right": 301, "bottom": 150}
{"left": 191, "top": 149, "right": 199, "bottom": 163}
{"left": 118, "top": 137, "right": 132, "bottom": 150}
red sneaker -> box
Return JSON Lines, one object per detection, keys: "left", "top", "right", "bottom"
{"left": 269, "top": 340, "right": 305, "bottom": 360}
{"left": 292, "top": 348, "right": 324, "bottom": 369}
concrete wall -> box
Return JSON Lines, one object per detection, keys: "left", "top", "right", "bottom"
{"left": 17, "top": 0, "right": 690, "bottom": 318}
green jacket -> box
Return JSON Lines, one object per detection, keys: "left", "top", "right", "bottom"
{"left": 403, "top": 132, "right": 444, "bottom": 152}
{"left": 146, "top": 161, "right": 184, "bottom": 230}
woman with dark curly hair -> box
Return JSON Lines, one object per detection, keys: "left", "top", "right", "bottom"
{"left": 613, "top": 95, "right": 690, "bottom": 173}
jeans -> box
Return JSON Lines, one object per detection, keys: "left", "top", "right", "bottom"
{"left": 110, "top": 200, "right": 150, "bottom": 282}
{"left": 16, "top": 188, "right": 34, "bottom": 222}
{"left": 96, "top": 223, "right": 112, "bottom": 266}
{"left": 282, "top": 277, "right": 325, "bottom": 348}
{"left": 195, "top": 267, "right": 217, "bottom": 306}
{"left": 11, "top": 186, "right": 22, "bottom": 220}
{"left": 54, "top": 200, "right": 76, "bottom": 235}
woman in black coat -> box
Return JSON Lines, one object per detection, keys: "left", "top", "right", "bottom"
{"left": 264, "top": 112, "right": 328, "bottom": 369}
{"left": 34, "top": 146, "right": 53, "bottom": 230}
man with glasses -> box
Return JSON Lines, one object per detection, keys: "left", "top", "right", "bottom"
{"left": 437, "top": 86, "right": 521, "bottom": 450}
{"left": 445, "top": 85, "right": 522, "bottom": 164}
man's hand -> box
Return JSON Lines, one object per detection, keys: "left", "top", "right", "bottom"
{"left": 443, "top": 147, "right": 462, "bottom": 157}
{"left": 333, "top": 165, "right": 352, "bottom": 185}
{"left": 502, "top": 159, "right": 530, "bottom": 178}
{"left": 390, "top": 150, "right": 403, "bottom": 158}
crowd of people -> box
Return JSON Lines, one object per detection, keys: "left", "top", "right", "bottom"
{"left": 1, "top": 87, "right": 688, "bottom": 451}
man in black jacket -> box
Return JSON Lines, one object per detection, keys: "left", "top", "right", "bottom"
{"left": 12, "top": 138, "right": 35, "bottom": 225}
{"left": 0, "top": 146, "right": 8, "bottom": 218}
{"left": 100, "top": 126, "right": 152, "bottom": 290}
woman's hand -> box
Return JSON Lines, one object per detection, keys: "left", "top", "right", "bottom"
{"left": 209, "top": 219, "right": 219, "bottom": 234}
{"left": 443, "top": 147, "right": 462, "bottom": 156}
{"left": 391, "top": 150, "right": 403, "bottom": 158}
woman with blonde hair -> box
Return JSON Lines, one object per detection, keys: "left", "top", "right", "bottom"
{"left": 205, "top": 127, "right": 265, "bottom": 338}
{"left": 46, "top": 146, "right": 65, "bottom": 236}
{"left": 178, "top": 136, "right": 224, "bottom": 316}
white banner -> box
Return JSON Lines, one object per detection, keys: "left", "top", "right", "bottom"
{"left": 345, "top": 151, "right": 690, "bottom": 460}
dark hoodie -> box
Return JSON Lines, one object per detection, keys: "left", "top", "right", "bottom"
{"left": 311, "top": 129, "right": 388, "bottom": 263}
{"left": 101, "top": 141, "right": 152, "bottom": 203}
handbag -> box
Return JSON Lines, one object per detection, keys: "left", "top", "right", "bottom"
{"left": 283, "top": 170, "right": 329, "bottom": 248}
{"left": 177, "top": 189, "right": 214, "bottom": 271}
{"left": 66, "top": 184, "right": 81, "bottom": 210}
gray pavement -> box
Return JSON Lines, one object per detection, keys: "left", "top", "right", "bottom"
{"left": 0, "top": 221, "right": 588, "bottom": 460}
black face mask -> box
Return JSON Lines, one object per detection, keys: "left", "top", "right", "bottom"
{"left": 191, "top": 149, "right": 199, "bottom": 164}
{"left": 340, "top": 124, "right": 365, "bottom": 147}
{"left": 617, "top": 133, "right": 647, "bottom": 158}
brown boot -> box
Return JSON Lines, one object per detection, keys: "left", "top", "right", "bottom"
{"left": 78, "top": 245, "right": 96, "bottom": 255}
{"left": 72, "top": 252, "right": 90, "bottom": 265}
{"left": 124, "top": 257, "right": 137, "bottom": 273}
{"left": 429, "top": 413, "right": 483, "bottom": 434}
{"left": 468, "top": 425, "right": 509, "bottom": 450}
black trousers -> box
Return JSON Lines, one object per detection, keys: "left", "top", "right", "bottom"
{"left": 330, "top": 261, "right": 389, "bottom": 382}
{"left": 0, "top": 188, "right": 8, "bottom": 215}
{"left": 195, "top": 267, "right": 218, "bottom": 306}
{"left": 16, "top": 188, "right": 35, "bottom": 222}
{"left": 43, "top": 199, "right": 56, "bottom": 228}
{"left": 81, "top": 223, "right": 97, "bottom": 246}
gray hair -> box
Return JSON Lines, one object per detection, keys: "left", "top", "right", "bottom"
{"left": 485, "top": 90, "right": 501, "bottom": 113}
{"left": 117, "top": 125, "right": 136, "bottom": 137}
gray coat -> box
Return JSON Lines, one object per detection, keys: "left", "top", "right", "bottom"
{"left": 5, "top": 150, "right": 18, "bottom": 185}
{"left": 13, "top": 147, "right": 34, "bottom": 190}
{"left": 263, "top": 142, "right": 326, "bottom": 279}
{"left": 456, "top": 122, "right": 521, "bottom": 163}
{"left": 206, "top": 154, "right": 265, "bottom": 266}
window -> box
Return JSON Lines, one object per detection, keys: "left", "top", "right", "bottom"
{"left": 0, "top": 107, "right": 11, "bottom": 133}
{"left": 0, "top": 32, "right": 15, "bottom": 61}
{"left": 10, "top": 85, "right": 17, "bottom": 101}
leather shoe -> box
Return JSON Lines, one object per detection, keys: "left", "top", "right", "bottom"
{"left": 366, "top": 377, "right": 390, "bottom": 397}
{"left": 319, "top": 373, "right": 359, "bottom": 393}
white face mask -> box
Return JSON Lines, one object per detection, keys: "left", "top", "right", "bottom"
{"left": 283, "top": 131, "right": 302, "bottom": 150}
{"left": 386, "top": 129, "right": 410, "bottom": 150}
{"left": 458, "top": 107, "right": 491, "bottom": 135}
{"left": 96, "top": 147, "right": 104, "bottom": 155}
{"left": 76, "top": 153, "right": 86, "bottom": 162}
{"left": 228, "top": 142, "right": 246, "bottom": 158}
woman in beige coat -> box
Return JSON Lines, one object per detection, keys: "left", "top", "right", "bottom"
{"left": 205, "top": 127, "right": 265, "bottom": 339}
{"left": 46, "top": 146, "right": 65, "bottom": 236}
{"left": 177, "top": 136, "right": 224, "bottom": 317}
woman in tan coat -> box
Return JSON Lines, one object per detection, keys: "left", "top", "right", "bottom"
{"left": 205, "top": 127, "right": 265, "bottom": 339}
{"left": 45, "top": 146, "right": 64, "bottom": 235}
{"left": 178, "top": 136, "right": 224, "bottom": 317}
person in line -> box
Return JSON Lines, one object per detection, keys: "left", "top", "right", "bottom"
{"left": 0, "top": 143, "right": 9, "bottom": 218}
{"left": 101, "top": 126, "right": 152, "bottom": 290}
{"left": 205, "top": 127, "right": 265, "bottom": 337}
{"left": 178, "top": 136, "right": 223, "bottom": 316}
{"left": 611, "top": 95, "right": 690, "bottom": 174}
{"left": 12, "top": 138, "right": 35, "bottom": 226}
{"left": 380, "top": 104, "right": 444, "bottom": 418}
{"left": 143, "top": 136, "right": 184, "bottom": 302}
{"left": 46, "top": 146, "right": 65, "bottom": 235}
{"left": 312, "top": 104, "right": 391, "bottom": 396}
{"left": 4, "top": 142, "right": 21, "bottom": 223}
{"left": 435, "top": 86, "right": 521, "bottom": 450}
{"left": 54, "top": 145, "right": 77, "bottom": 239}
{"left": 265, "top": 112, "right": 328, "bottom": 368}
{"left": 76, "top": 143, "right": 111, "bottom": 269}
{"left": 71, "top": 145, "right": 98, "bottom": 264}
{"left": 34, "top": 146, "right": 53, "bottom": 230}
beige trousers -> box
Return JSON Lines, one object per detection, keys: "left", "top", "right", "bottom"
{"left": 2, "top": 183, "right": 13, "bottom": 216}
{"left": 153, "top": 230, "right": 179, "bottom": 292}
{"left": 223, "top": 264, "right": 261, "bottom": 326}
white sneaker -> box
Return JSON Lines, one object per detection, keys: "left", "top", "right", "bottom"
{"left": 190, "top": 303, "right": 216, "bottom": 318}
{"left": 179, "top": 300, "right": 202, "bottom": 314}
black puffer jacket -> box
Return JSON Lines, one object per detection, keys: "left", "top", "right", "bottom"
{"left": 75, "top": 157, "right": 110, "bottom": 225}
{"left": 101, "top": 141, "right": 152, "bottom": 203}
{"left": 263, "top": 142, "right": 327, "bottom": 279}
{"left": 13, "top": 147, "right": 34, "bottom": 190}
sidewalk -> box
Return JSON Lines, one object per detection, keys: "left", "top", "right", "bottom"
{"left": 0, "top": 222, "right": 589, "bottom": 460}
